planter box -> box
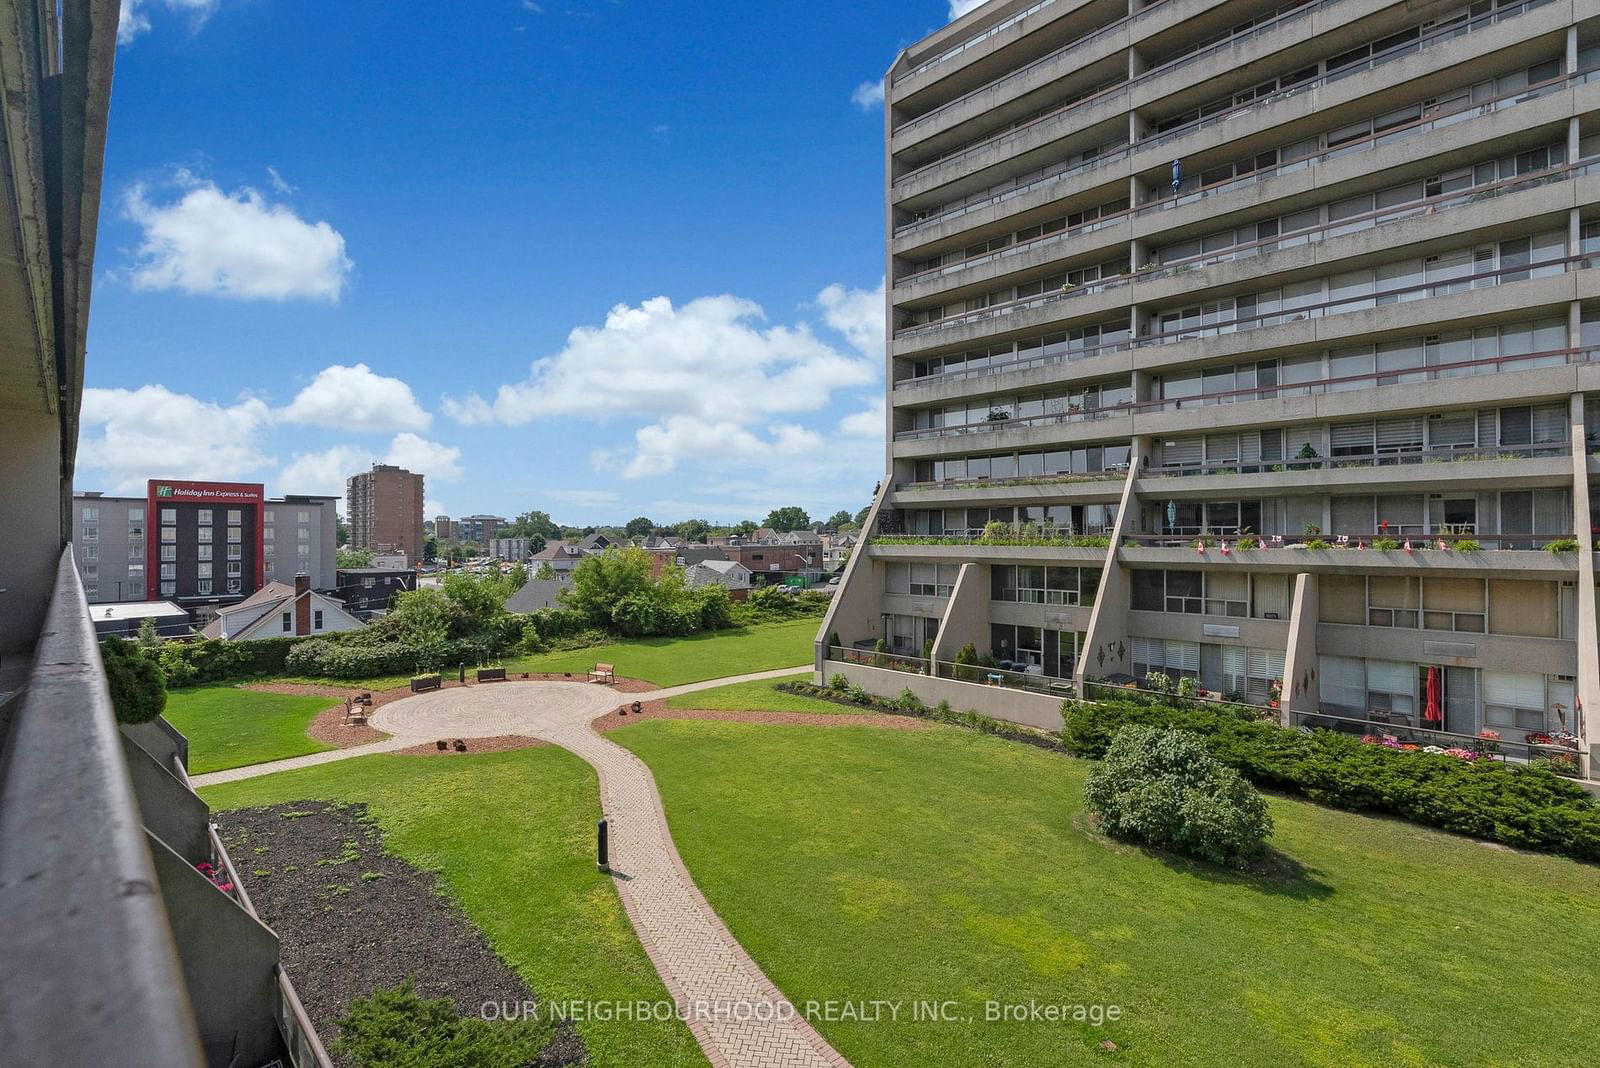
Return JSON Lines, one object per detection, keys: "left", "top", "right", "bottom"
{"left": 476, "top": 668, "right": 507, "bottom": 683}
{"left": 410, "top": 674, "right": 441, "bottom": 693}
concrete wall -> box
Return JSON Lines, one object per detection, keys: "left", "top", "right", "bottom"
{"left": 829, "top": 658, "right": 1067, "bottom": 731}
{"left": 0, "top": 409, "right": 63, "bottom": 654}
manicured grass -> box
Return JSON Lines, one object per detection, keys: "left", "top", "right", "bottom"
{"left": 664, "top": 673, "right": 872, "bottom": 715}
{"left": 163, "top": 686, "right": 338, "bottom": 774}
{"left": 504, "top": 619, "right": 817, "bottom": 686}
{"left": 614, "top": 720, "right": 1600, "bottom": 1067}
{"left": 201, "top": 749, "right": 704, "bottom": 1067}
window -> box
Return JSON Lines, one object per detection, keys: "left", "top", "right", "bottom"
{"left": 1483, "top": 672, "right": 1548, "bottom": 730}
{"left": 227, "top": 562, "right": 242, "bottom": 577}
{"left": 314, "top": 610, "right": 324, "bottom": 629}
{"left": 160, "top": 545, "right": 176, "bottom": 561}
{"left": 228, "top": 526, "right": 242, "bottom": 543}
{"left": 227, "top": 509, "right": 241, "bottom": 524}
{"left": 129, "top": 507, "right": 144, "bottom": 522}
{"left": 264, "top": 543, "right": 275, "bottom": 559}
{"left": 198, "top": 544, "right": 212, "bottom": 561}
{"left": 297, "top": 544, "right": 311, "bottom": 558}
{"left": 81, "top": 525, "right": 97, "bottom": 541}
{"left": 263, "top": 526, "right": 274, "bottom": 541}
{"left": 83, "top": 543, "right": 98, "bottom": 562}
{"left": 161, "top": 581, "right": 177, "bottom": 596}
{"left": 128, "top": 563, "right": 145, "bottom": 579}
{"left": 161, "top": 508, "right": 176, "bottom": 525}
{"left": 160, "top": 527, "right": 176, "bottom": 543}
{"left": 197, "top": 563, "right": 212, "bottom": 579}
{"left": 297, "top": 527, "right": 309, "bottom": 540}
{"left": 159, "top": 564, "right": 175, "bottom": 580}
{"left": 227, "top": 543, "right": 242, "bottom": 559}
{"left": 197, "top": 527, "right": 213, "bottom": 543}
{"left": 197, "top": 580, "right": 212, "bottom": 595}
{"left": 362, "top": 576, "right": 376, "bottom": 588}
{"left": 297, "top": 510, "right": 310, "bottom": 523}
{"left": 128, "top": 524, "right": 144, "bottom": 540}
{"left": 227, "top": 579, "right": 241, "bottom": 594}
{"left": 282, "top": 612, "right": 292, "bottom": 633}
{"left": 81, "top": 506, "right": 99, "bottom": 522}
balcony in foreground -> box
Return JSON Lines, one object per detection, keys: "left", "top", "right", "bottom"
{"left": 0, "top": 547, "right": 330, "bottom": 1067}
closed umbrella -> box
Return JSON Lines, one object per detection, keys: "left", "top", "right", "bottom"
{"left": 1423, "top": 667, "right": 1442, "bottom": 726}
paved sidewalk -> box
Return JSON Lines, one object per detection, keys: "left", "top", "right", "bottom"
{"left": 189, "top": 673, "right": 847, "bottom": 1067}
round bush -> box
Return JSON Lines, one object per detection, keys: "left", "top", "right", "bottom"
{"left": 1084, "top": 725, "right": 1272, "bottom": 867}
{"left": 99, "top": 638, "right": 168, "bottom": 725}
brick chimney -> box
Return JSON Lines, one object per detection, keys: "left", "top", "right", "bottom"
{"left": 294, "top": 574, "right": 311, "bottom": 635}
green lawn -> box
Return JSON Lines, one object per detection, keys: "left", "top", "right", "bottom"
{"left": 163, "top": 686, "right": 338, "bottom": 774}
{"left": 614, "top": 720, "right": 1600, "bottom": 1067}
{"left": 504, "top": 619, "right": 817, "bottom": 686}
{"left": 663, "top": 673, "right": 872, "bottom": 715}
{"left": 201, "top": 749, "right": 704, "bottom": 1067}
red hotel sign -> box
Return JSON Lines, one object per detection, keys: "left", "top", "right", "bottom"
{"left": 146, "top": 480, "right": 267, "bottom": 600}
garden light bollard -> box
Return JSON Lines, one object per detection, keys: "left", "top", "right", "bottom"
{"left": 459, "top": 663, "right": 466, "bottom": 685}
{"left": 597, "top": 818, "right": 610, "bottom": 872}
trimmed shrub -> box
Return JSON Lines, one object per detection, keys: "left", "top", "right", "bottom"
{"left": 334, "top": 979, "right": 556, "bottom": 1067}
{"left": 284, "top": 637, "right": 492, "bottom": 680}
{"left": 155, "top": 636, "right": 306, "bottom": 687}
{"left": 1084, "top": 725, "right": 1273, "bottom": 867}
{"left": 1061, "top": 698, "right": 1600, "bottom": 862}
{"left": 100, "top": 638, "right": 168, "bottom": 725}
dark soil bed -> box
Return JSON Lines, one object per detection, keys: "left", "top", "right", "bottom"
{"left": 216, "top": 801, "right": 584, "bottom": 1066}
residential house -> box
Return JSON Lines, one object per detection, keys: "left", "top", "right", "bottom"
{"left": 199, "top": 576, "right": 364, "bottom": 641}
{"left": 685, "top": 559, "right": 752, "bottom": 598}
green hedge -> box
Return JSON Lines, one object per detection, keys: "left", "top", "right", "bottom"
{"left": 100, "top": 639, "right": 168, "bottom": 724}
{"left": 284, "top": 637, "right": 496, "bottom": 680}
{"left": 1061, "top": 699, "right": 1600, "bottom": 863}
{"left": 155, "top": 636, "right": 308, "bottom": 688}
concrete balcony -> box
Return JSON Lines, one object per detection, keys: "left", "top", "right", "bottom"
{"left": 867, "top": 540, "right": 1112, "bottom": 564}
{"left": 1115, "top": 544, "right": 1582, "bottom": 576}
{"left": 892, "top": 76, "right": 1595, "bottom": 294}
{"left": 891, "top": 0, "right": 1214, "bottom": 153}
{"left": 1318, "top": 621, "right": 1579, "bottom": 675}
{"left": 1135, "top": 452, "right": 1576, "bottom": 498}
{"left": 888, "top": 474, "right": 1126, "bottom": 506}
{"left": 894, "top": 409, "right": 1136, "bottom": 458}
{"left": 1126, "top": 607, "right": 1291, "bottom": 647}
{"left": 893, "top": 0, "right": 1577, "bottom": 228}
{"left": 894, "top": 0, "right": 1401, "bottom": 198}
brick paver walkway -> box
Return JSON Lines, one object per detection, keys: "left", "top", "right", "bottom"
{"left": 195, "top": 671, "right": 843, "bottom": 1067}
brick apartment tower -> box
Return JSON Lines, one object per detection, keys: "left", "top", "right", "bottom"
{"left": 823, "top": 0, "right": 1600, "bottom": 777}
{"left": 346, "top": 463, "right": 424, "bottom": 564}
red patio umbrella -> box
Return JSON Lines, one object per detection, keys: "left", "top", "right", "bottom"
{"left": 1423, "top": 666, "right": 1442, "bottom": 725}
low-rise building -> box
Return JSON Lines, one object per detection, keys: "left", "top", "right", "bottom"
{"left": 199, "top": 575, "right": 364, "bottom": 641}
{"left": 685, "top": 559, "right": 752, "bottom": 596}
{"left": 456, "top": 514, "right": 506, "bottom": 544}
{"left": 332, "top": 567, "right": 415, "bottom": 619}
{"left": 486, "top": 536, "right": 533, "bottom": 561}
{"left": 88, "top": 601, "right": 190, "bottom": 641}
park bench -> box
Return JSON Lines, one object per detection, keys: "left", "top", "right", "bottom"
{"left": 341, "top": 697, "right": 369, "bottom": 726}
{"left": 588, "top": 663, "right": 616, "bottom": 684}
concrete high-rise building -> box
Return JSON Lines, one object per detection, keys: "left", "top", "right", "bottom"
{"left": 823, "top": 0, "right": 1600, "bottom": 777}
{"left": 346, "top": 463, "right": 424, "bottom": 564}
{"left": 456, "top": 514, "right": 506, "bottom": 545}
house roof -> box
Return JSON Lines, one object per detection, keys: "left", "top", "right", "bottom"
{"left": 694, "top": 559, "right": 747, "bottom": 574}
{"left": 92, "top": 601, "right": 186, "bottom": 621}
{"left": 503, "top": 577, "right": 571, "bottom": 614}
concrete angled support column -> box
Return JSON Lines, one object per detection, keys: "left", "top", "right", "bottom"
{"left": 1075, "top": 443, "right": 1144, "bottom": 692}
{"left": 930, "top": 562, "right": 989, "bottom": 669}
{"left": 1567, "top": 394, "right": 1598, "bottom": 778}
{"left": 1280, "top": 573, "right": 1320, "bottom": 728}
{"left": 815, "top": 480, "right": 891, "bottom": 680}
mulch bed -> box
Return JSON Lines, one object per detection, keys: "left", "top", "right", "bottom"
{"left": 216, "top": 801, "right": 583, "bottom": 1066}
{"left": 590, "top": 697, "right": 936, "bottom": 734}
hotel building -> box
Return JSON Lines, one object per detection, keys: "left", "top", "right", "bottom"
{"left": 822, "top": 0, "right": 1600, "bottom": 777}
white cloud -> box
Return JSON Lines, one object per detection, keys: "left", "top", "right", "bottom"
{"left": 119, "top": 0, "right": 221, "bottom": 45}
{"left": 279, "top": 444, "right": 375, "bottom": 497}
{"left": 265, "top": 166, "right": 295, "bottom": 195}
{"left": 949, "top": 0, "right": 988, "bottom": 19}
{"left": 122, "top": 171, "right": 352, "bottom": 302}
{"left": 385, "top": 433, "right": 463, "bottom": 482}
{"left": 280, "top": 363, "right": 432, "bottom": 432}
{"left": 425, "top": 498, "right": 448, "bottom": 517}
{"left": 838, "top": 396, "right": 885, "bottom": 438}
{"left": 851, "top": 80, "right": 884, "bottom": 111}
{"left": 815, "top": 277, "right": 885, "bottom": 360}
{"left": 78, "top": 385, "right": 274, "bottom": 490}
{"left": 441, "top": 281, "right": 884, "bottom": 484}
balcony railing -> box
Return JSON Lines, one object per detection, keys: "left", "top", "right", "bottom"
{"left": 898, "top": 400, "right": 1134, "bottom": 441}
{"left": 825, "top": 643, "right": 1079, "bottom": 698}
{"left": 894, "top": 0, "right": 1554, "bottom": 236}
{"left": 872, "top": 528, "right": 1114, "bottom": 548}
{"left": 1120, "top": 531, "right": 1578, "bottom": 552}
{"left": 895, "top": 469, "right": 1128, "bottom": 493}
{"left": 0, "top": 547, "right": 332, "bottom": 1067}
{"left": 894, "top": 0, "right": 1071, "bottom": 84}
{"left": 897, "top": 0, "right": 1333, "bottom": 183}
{"left": 1143, "top": 442, "right": 1571, "bottom": 479}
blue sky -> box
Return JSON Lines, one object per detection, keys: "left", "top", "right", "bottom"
{"left": 80, "top": 0, "right": 976, "bottom": 525}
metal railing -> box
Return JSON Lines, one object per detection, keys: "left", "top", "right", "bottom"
{"left": 895, "top": 0, "right": 1071, "bottom": 84}
{"left": 1143, "top": 442, "right": 1571, "bottom": 479}
{"left": 895, "top": 469, "right": 1128, "bottom": 493}
{"left": 872, "top": 528, "right": 1113, "bottom": 547}
{"left": 1301, "top": 708, "right": 1583, "bottom": 768}
{"left": 898, "top": 0, "right": 1332, "bottom": 182}
{"left": 898, "top": 400, "right": 1134, "bottom": 441}
{"left": 1120, "top": 530, "right": 1577, "bottom": 551}
{"left": 894, "top": 0, "right": 1552, "bottom": 235}
{"left": 826, "top": 644, "right": 1079, "bottom": 697}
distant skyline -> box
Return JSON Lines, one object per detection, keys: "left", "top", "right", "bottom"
{"left": 80, "top": 1, "right": 980, "bottom": 525}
